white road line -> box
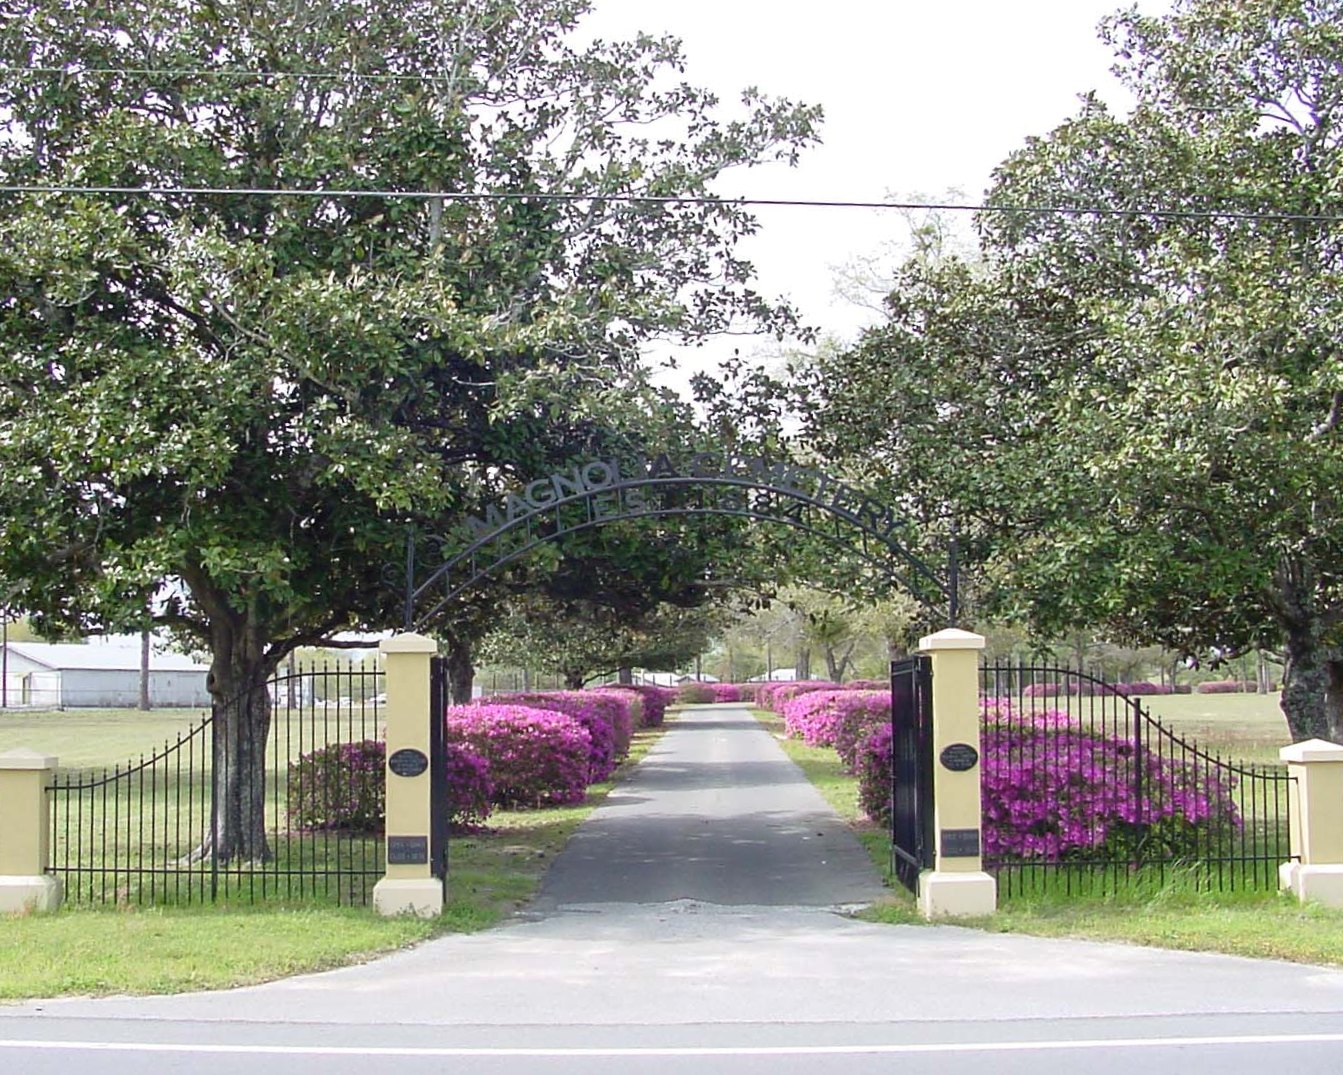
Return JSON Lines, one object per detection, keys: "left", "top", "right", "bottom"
{"left": 2, "top": 1034, "right": 1343, "bottom": 1057}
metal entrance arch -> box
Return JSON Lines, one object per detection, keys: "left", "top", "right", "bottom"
{"left": 402, "top": 451, "right": 957, "bottom": 632}
{"left": 400, "top": 450, "right": 949, "bottom": 902}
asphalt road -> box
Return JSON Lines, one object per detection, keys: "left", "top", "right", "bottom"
{"left": 5, "top": 703, "right": 1343, "bottom": 1073}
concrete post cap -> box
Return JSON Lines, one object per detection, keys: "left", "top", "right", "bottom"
{"left": 918, "top": 628, "right": 987, "bottom": 652}
{"left": 0, "top": 748, "right": 58, "bottom": 770}
{"left": 379, "top": 633, "right": 439, "bottom": 655}
{"left": 1280, "top": 738, "right": 1343, "bottom": 764}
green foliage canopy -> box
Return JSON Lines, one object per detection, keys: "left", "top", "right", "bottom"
{"left": 0, "top": 0, "right": 820, "bottom": 856}
{"left": 803, "top": 0, "right": 1343, "bottom": 739}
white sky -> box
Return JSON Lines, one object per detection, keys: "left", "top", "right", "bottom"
{"left": 583, "top": 0, "right": 1166, "bottom": 386}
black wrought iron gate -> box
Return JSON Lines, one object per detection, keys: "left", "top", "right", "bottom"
{"left": 428, "top": 656, "right": 450, "bottom": 889}
{"left": 891, "top": 654, "right": 934, "bottom": 893}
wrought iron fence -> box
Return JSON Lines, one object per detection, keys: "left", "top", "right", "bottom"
{"left": 48, "top": 664, "right": 385, "bottom": 906}
{"left": 980, "top": 662, "right": 1294, "bottom": 898}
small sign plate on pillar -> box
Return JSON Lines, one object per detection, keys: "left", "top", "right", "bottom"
{"left": 388, "top": 748, "right": 429, "bottom": 778}
{"left": 940, "top": 828, "right": 981, "bottom": 858}
{"left": 939, "top": 743, "right": 979, "bottom": 772}
{"left": 387, "top": 835, "right": 429, "bottom": 865}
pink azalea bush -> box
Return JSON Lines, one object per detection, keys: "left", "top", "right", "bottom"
{"left": 445, "top": 704, "right": 591, "bottom": 807}
{"left": 490, "top": 691, "right": 619, "bottom": 782}
{"left": 856, "top": 724, "right": 894, "bottom": 826}
{"left": 756, "top": 681, "right": 840, "bottom": 712}
{"left": 979, "top": 705, "right": 1240, "bottom": 860}
{"left": 442, "top": 744, "right": 495, "bottom": 829}
{"left": 616, "top": 685, "right": 675, "bottom": 726}
{"left": 1023, "top": 679, "right": 1176, "bottom": 698}
{"left": 830, "top": 692, "right": 891, "bottom": 771}
{"left": 857, "top": 702, "right": 1239, "bottom": 862}
{"left": 1196, "top": 680, "right": 1252, "bottom": 694}
{"left": 595, "top": 688, "right": 644, "bottom": 739}
{"left": 781, "top": 689, "right": 851, "bottom": 746}
{"left": 287, "top": 739, "right": 493, "bottom": 832}
{"left": 582, "top": 689, "right": 636, "bottom": 756}
{"left": 675, "top": 681, "right": 714, "bottom": 704}
{"left": 288, "top": 740, "right": 386, "bottom": 833}
{"left": 782, "top": 690, "right": 890, "bottom": 770}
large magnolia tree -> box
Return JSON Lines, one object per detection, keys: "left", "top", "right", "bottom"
{"left": 804, "top": 0, "right": 1343, "bottom": 740}
{"left": 0, "top": 0, "right": 819, "bottom": 859}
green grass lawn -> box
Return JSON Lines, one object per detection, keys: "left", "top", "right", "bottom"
{"left": 0, "top": 707, "right": 208, "bottom": 769}
{"left": 1140, "top": 691, "right": 1291, "bottom": 764}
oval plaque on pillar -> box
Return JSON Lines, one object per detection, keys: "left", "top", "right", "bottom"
{"left": 939, "top": 743, "right": 979, "bottom": 772}
{"left": 388, "top": 748, "right": 429, "bottom": 778}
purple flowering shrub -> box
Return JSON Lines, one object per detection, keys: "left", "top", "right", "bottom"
{"left": 1196, "top": 680, "right": 1252, "bottom": 694}
{"left": 1023, "top": 680, "right": 1175, "bottom": 698}
{"left": 781, "top": 689, "right": 850, "bottom": 745}
{"left": 618, "top": 685, "right": 674, "bottom": 727}
{"left": 579, "top": 690, "right": 635, "bottom": 757}
{"left": 675, "top": 681, "right": 714, "bottom": 704}
{"left": 442, "top": 743, "right": 495, "bottom": 829}
{"left": 757, "top": 681, "right": 840, "bottom": 713}
{"left": 492, "top": 692, "right": 618, "bottom": 782}
{"left": 445, "top": 704, "right": 592, "bottom": 807}
{"left": 857, "top": 702, "right": 1240, "bottom": 862}
{"left": 287, "top": 739, "right": 494, "bottom": 832}
{"left": 783, "top": 690, "right": 890, "bottom": 771}
{"left": 1112, "top": 682, "right": 1173, "bottom": 696}
{"left": 288, "top": 740, "right": 386, "bottom": 833}
{"left": 980, "top": 705, "right": 1240, "bottom": 861}
{"left": 856, "top": 724, "right": 894, "bottom": 826}
{"left": 595, "top": 688, "right": 643, "bottom": 740}
{"left": 830, "top": 692, "right": 891, "bottom": 771}
{"left": 708, "top": 683, "right": 742, "bottom": 703}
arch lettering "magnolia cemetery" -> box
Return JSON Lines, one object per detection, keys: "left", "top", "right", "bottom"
{"left": 460, "top": 452, "right": 908, "bottom": 545}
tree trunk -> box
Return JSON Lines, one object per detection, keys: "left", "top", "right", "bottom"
{"left": 207, "top": 623, "right": 279, "bottom": 864}
{"left": 617, "top": 667, "right": 633, "bottom": 686}
{"left": 796, "top": 645, "right": 811, "bottom": 681}
{"left": 1280, "top": 625, "right": 1343, "bottom": 743}
{"left": 1276, "top": 555, "right": 1343, "bottom": 743}
{"left": 443, "top": 635, "right": 475, "bottom": 705}
{"left": 564, "top": 670, "right": 585, "bottom": 689}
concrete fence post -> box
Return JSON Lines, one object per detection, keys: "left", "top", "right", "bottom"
{"left": 373, "top": 633, "right": 443, "bottom": 917}
{"left": 0, "top": 749, "right": 61, "bottom": 913}
{"left": 916, "top": 628, "right": 996, "bottom": 918}
{"left": 1280, "top": 738, "right": 1343, "bottom": 908}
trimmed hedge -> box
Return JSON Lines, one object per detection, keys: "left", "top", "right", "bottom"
{"left": 675, "top": 681, "right": 714, "bottom": 704}
{"left": 445, "top": 704, "right": 591, "bottom": 807}
{"left": 756, "top": 680, "right": 841, "bottom": 712}
{"left": 1196, "top": 680, "right": 1255, "bottom": 694}
{"left": 616, "top": 684, "right": 675, "bottom": 727}
{"left": 494, "top": 691, "right": 620, "bottom": 782}
{"left": 596, "top": 688, "right": 644, "bottom": 738}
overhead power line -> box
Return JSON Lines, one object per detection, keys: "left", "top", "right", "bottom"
{"left": 0, "top": 184, "right": 1339, "bottom": 224}
{"left": 1, "top": 65, "right": 464, "bottom": 85}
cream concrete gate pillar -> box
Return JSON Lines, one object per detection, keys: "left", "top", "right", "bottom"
{"left": 916, "top": 628, "right": 996, "bottom": 918}
{"left": 1280, "top": 739, "right": 1343, "bottom": 908}
{"left": 0, "top": 749, "right": 62, "bottom": 913}
{"left": 373, "top": 633, "right": 444, "bottom": 917}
